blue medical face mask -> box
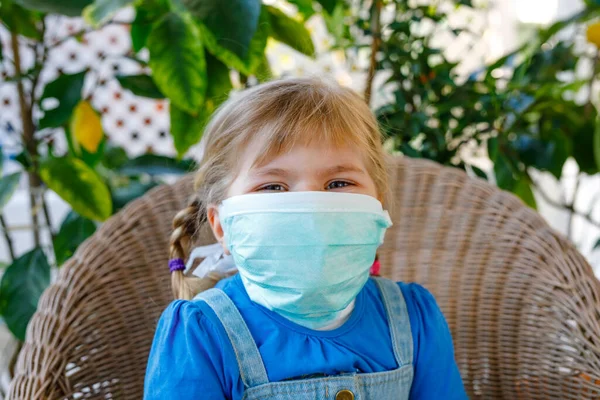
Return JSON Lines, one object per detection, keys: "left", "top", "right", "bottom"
{"left": 219, "top": 191, "right": 392, "bottom": 330}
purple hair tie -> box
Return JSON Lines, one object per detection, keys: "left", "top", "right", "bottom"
{"left": 169, "top": 258, "right": 186, "bottom": 273}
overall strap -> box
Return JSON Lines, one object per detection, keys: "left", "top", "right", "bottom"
{"left": 195, "top": 289, "right": 269, "bottom": 388}
{"left": 373, "top": 277, "right": 414, "bottom": 367}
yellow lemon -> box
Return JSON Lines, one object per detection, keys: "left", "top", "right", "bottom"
{"left": 586, "top": 22, "right": 600, "bottom": 48}
{"left": 70, "top": 101, "right": 103, "bottom": 153}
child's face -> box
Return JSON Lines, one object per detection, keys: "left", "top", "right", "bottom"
{"left": 229, "top": 140, "right": 379, "bottom": 197}
{"left": 207, "top": 141, "right": 379, "bottom": 252}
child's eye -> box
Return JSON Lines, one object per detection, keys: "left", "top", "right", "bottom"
{"left": 257, "top": 184, "right": 287, "bottom": 192}
{"left": 326, "top": 180, "right": 352, "bottom": 190}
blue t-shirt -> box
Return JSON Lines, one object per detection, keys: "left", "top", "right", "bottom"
{"left": 144, "top": 275, "right": 467, "bottom": 399}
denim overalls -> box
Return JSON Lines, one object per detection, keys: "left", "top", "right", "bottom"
{"left": 195, "top": 277, "right": 414, "bottom": 399}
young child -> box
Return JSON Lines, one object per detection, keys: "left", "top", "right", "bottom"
{"left": 144, "top": 78, "right": 467, "bottom": 399}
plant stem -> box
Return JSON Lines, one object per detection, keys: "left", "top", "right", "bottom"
{"left": 11, "top": 33, "right": 42, "bottom": 247}
{"left": 0, "top": 215, "right": 15, "bottom": 261}
{"left": 364, "top": 0, "right": 382, "bottom": 105}
{"left": 28, "top": 193, "right": 41, "bottom": 248}
{"left": 585, "top": 50, "right": 599, "bottom": 117}
{"left": 30, "top": 17, "right": 47, "bottom": 106}
{"left": 567, "top": 176, "right": 581, "bottom": 240}
{"left": 0, "top": 224, "right": 46, "bottom": 232}
{"left": 41, "top": 191, "right": 55, "bottom": 240}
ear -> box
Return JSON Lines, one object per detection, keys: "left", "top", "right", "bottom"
{"left": 207, "top": 204, "right": 230, "bottom": 255}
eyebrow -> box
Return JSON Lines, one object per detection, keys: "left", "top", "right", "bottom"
{"left": 251, "top": 164, "right": 367, "bottom": 178}
{"left": 251, "top": 167, "right": 291, "bottom": 178}
{"left": 320, "top": 164, "right": 367, "bottom": 176}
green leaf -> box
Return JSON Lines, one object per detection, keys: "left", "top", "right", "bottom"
{"left": 539, "top": 8, "right": 600, "bottom": 44}
{"left": 595, "top": 116, "right": 600, "bottom": 172}
{"left": 116, "top": 74, "right": 165, "bottom": 99}
{"left": 83, "top": 0, "right": 133, "bottom": 27}
{"left": 39, "top": 71, "right": 86, "bottom": 129}
{"left": 53, "top": 211, "right": 97, "bottom": 265}
{"left": 13, "top": 0, "right": 93, "bottom": 16}
{"left": 199, "top": 5, "right": 269, "bottom": 75}
{"left": 286, "top": 0, "right": 314, "bottom": 18}
{"left": 485, "top": 50, "right": 520, "bottom": 80}
{"left": 111, "top": 179, "right": 159, "bottom": 211}
{"left": 128, "top": 0, "right": 172, "bottom": 52}
{"left": 316, "top": 0, "right": 337, "bottom": 14}
{"left": 0, "top": 248, "right": 50, "bottom": 341}
{"left": 39, "top": 157, "right": 112, "bottom": 221}
{"left": 546, "top": 131, "right": 571, "bottom": 179}
{"left": 494, "top": 154, "right": 517, "bottom": 191}
{"left": 471, "top": 165, "right": 487, "bottom": 180}
{"left": 0, "top": 172, "right": 21, "bottom": 211}
{"left": 205, "top": 53, "right": 233, "bottom": 100}
{"left": 170, "top": 105, "right": 208, "bottom": 157}
{"left": 170, "top": 54, "right": 231, "bottom": 156}
{"left": 510, "top": 134, "right": 569, "bottom": 179}
{"left": 135, "top": 0, "right": 171, "bottom": 19}
{"left": 147, "top": 12, "right": 206, "bottom": 113}
{"left": 0, "top": 2, "right": 41, "bottom": 39}
{"left": 266, "top": 5, "right": 314, "bottom": 56}
{"left": 255, "top": 53, "right": 273, "bottom": 82}
{"left": 79, "top": 137, "right": 106, "bottom": 168}
{"left": 322, "top": 3, "right": 348, "bottom": 45}
{"left": 101, "top": 144, "right": 129, "bottom": 170}
{"left": 487, "top": 137, "right": 498, "bottom": 161}
{"left": 572, "top": 111, "right": 599, "bottom": 174}
{"left": 399, "top": 143, "right": 421, "bottom": 158}
{"left": 15, "top": 151, "right": 32, "bottom": 169}
{"left": 181, "top": 0, "right": 261, "bottom": 60}
{"left": 593, "top": 237, "right": 600, "bottom": 250}
{"left": 119, "top": 154, "right": 196, "bottom": 176}
{"left": 62, "top": 124, "right": 80, "bottom": 159}
{"left": 513, "top": 179, "right": 537, "bottom": 210}
{"left": 131, "top": 7, "right": 152, "bottom": 52}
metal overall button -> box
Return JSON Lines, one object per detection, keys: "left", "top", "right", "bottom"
{"left": 335, "top": 389, "right": 355, "bottom": 400}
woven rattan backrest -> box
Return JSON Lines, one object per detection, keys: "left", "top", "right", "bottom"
{"left": 379, "top": 158, "right": 600, "bottom": 398}
{"left": 9, "top": 156, "right": 600, "bottom": 399}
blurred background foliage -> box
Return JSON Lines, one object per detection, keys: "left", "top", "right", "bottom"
{"left": 372, "top": 0, "right": 600, "bottom": 212}
{"left": 0, "top": 0, "right": 320, "bottom": 349}
{"left": 0, "top": 0, "right": 599, "bottom": 376}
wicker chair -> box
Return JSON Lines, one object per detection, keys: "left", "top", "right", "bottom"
{"left": 8, "top": 157, "right": 600, "bottom": 399}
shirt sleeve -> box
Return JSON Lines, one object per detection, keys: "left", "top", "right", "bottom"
{"left": 144, "top": 300, "right": 230, "bottom": 400}
{"left": 400, "top": 283, "right": 468, "bottom": 400}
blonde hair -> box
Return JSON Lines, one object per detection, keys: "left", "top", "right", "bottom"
{"left": 170, "top": 77, "right": 389, "bottom": 299}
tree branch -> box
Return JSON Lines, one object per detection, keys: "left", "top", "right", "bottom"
{"left": 567, "top": 176, "right": 581, "bottom": 240}
{"left": 11, "top": 33, "right": 41, "bottom": 247}
{"left": 585, "top": 50, "right": 599, "bottom": 117}
{"left": 364, "top": 0, "right": 382, "bottom": 105}
{"left": 41, "top": 191, "right": 55, "bottom": 240}
{"left": 30, "top": 17, "right": 47, "bottom": 106}
{"left": 0, "top": 215, "right": 15, "bottom": 261}
{"left": 47, "top": 20, "right": 124, "bottom": 51}
{"left": 50, "top": 27, "right": 91, "bottom": 49}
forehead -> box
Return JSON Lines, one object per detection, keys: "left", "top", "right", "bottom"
{"left": 237, "top": 134, "right": 369, "bottom": 174}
